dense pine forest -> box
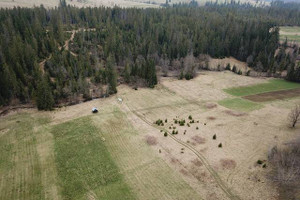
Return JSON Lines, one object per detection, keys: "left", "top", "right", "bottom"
{"left": 0, "top": 0, "right": 300, "bottom": 110}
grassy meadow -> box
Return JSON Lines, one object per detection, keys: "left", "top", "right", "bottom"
{"left": 224, "top": 79, "right": 300, "bottom": 97}
{"left": 279, "top": 26, "right": 300, "bottom": 43}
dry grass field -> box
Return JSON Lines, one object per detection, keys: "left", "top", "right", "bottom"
{"left": 1, "top": 71, "right": 300, "bottom": 200}
{"left": 279, "top": 26, "right": 300, "bottom": 45}
{"left": 0, "top": 0, "right": 262, "bottom": 8}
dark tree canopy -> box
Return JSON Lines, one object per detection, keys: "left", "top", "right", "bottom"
{"left": 0, "top": 1, "right": 299, "bottom": 109}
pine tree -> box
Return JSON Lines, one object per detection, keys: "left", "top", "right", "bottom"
{"left": 106, "top": 54, "right": 118, "bottom": 94}
{"left": 36, "top": 76, "right": 54, "bottom": 110}
{"left": 124, "top": 63, "right": 131, "bottom": 84}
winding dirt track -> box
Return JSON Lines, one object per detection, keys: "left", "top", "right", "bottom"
{"left": 124, "top": 102, "right": 241, "bottom": 200}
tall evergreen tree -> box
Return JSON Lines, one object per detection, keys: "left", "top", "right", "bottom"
{"left": 36, "top": 76, "right": 54, "bottom": 110}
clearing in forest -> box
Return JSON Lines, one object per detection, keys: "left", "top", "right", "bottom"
{"left": 279, "top": 26, "right": 300, "bottom": 44}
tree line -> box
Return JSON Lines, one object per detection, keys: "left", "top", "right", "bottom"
{"left": 0, "top": 0, "right": 299, "bottom": 109}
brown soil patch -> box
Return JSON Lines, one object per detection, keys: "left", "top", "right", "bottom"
{"left": 243, "top": 88, "right": 300, "bottom": 102}
{"left": 191, "top": 136, "right": 206, "bottom": 145}
{"left": 206, "top": 103, "right": 217, "bottom": 109}
{"left": 145, "top": 135, "right": 157, "bottom": 146}
{"left": 180, "top": 169, "right": 189, "bottom": 176}
{"left": 224, "top": 110, "right": 247, "bottom": 117}
{"left": 207, "top": 116, "right": 216, "bottom": 120}
{"left": 220, "top": 159, "right": 237, "bottom": 170}
{"left": 191, "top": 159, "right": 203, "bottom": 167}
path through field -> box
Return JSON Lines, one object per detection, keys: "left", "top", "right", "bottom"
{"left": 123, "top": 101, "right": 240, "bottom": 200}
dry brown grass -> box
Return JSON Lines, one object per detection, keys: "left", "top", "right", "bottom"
{"left": 145, "top": 135, "right": 158, "bottom": 146}
{"left": 191, "top": 135, "right": 206, "bottom": 145}
{"left": 224, "top": 110, "right": 247, "bottom": 117}
{"left": 207, "top": 116, "right": 216, "bottom": 120}
{"left": 191, "top": 159, "right": 203, "bottom": 167}
{"left": 220, "top": 159, "right": 237, "bottom": 170}
{"left": 205, "top": 103, "right": 217, "bottom": 109}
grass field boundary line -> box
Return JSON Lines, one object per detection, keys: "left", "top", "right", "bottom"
{"left": 124, "top": 102, "right": 241, "bottom": 200}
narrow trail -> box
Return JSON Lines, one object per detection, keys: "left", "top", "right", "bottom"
{"left": 39, "top": 54, "right": 52, "bottom": 75}
{"left": 123, "top": 102, "right": 241, "bottom": 200}
{"left": 39, "top": 28, "right": 97, "bottom": 72}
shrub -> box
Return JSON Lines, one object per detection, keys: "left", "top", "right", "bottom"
{"left": 257, "top": 160, "right": 263, "bottom": 165}
{"left": 179, "top": 71, "right": 184, "bottom": 80}
{"left": 196, "top": 127, "right": 199, "bottom": 130}
{"left": 155, "top": 119, "right": 164, "bottom": 126}
{"left": 184, "top": 130, "right": 186, "bottom": 135}
{"left": 187, "top": 123, "right": 190, "bottom": 127}
{"left": 232, "top": 65, "right": 237, "bottom": 73}
{"left": 213, "top": 134, "right": 216, "bottom": 140}
{"left": 218, "top": 143, "right": 222, "bottom": 148}
{"left": 164, "top": 132, "right": 168, "bottom": 137}
{"left": 179, "top": 119, "right": 185, "bottom": 126}
{"left": 225, "top": 63, "right": 231, "bottom": 70}
{"left": 238, "top": 69, "right": 242, "bottom": 75}
{"left": 175, "top": 131, "right": 178, "bottom": 134}
{"left": 174, "top": 119, "right": 178, "bottom": 124}
{"left": 185, "top": 73, "right": 193, "bottom": 80}
{"left": 188, "top": 115, "right": 192, "bottom": 120}
{"left": 262, "top": 164, "right": 267, "bottom": 168}
{"left": 165, "top": 119, "right": 167, "bottom": 123}
{"left": 172, "top": 130, "right": 175, "bottom": 134}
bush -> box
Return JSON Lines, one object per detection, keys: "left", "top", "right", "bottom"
{"left": 232, "top": 65, "right": 237, "bottom": 73}
{"left": 179, "top": 119, "right": 185, "bottom": 126}
{"left": 185, "top": 73, "right": 193, "bottom": 80}
{"left": 225, "top": 63, "right": 231, "bottom": 70}
{"left": 188, "top": 115, "right": 193, "bottom": 120}
{"left": 155, "top": 119, "right": 164, "bottom": 126}
{"left": 187, "top": 123, "right": 190, "bottom": 127}
{"left": 165, "top": 119, "right": 167, "bottom": 123}
{"left": 238, "top": 69, "right": 242, "bottom": 75}
{"left": 172, "top": 130, "right": 175, "bottom": 134}
{"left": 196, "top": 127, "right": 199, "bottom": 130}
{"left": 218, "top": 143, "right": 222, "bottom": 148}
{"left": 262, "top": 164, "right": 267, "bottom": 168}
{"left": 164, "top": 132, "right": 168, "bottom": 137}
{"left": 257, "top": 160, "right": 263, "bottom": 165}
{"left": 213, "top": 134, "right": 216, "bottom": 140}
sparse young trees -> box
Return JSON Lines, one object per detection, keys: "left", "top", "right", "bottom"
{"left": 288, "top": 104, "right": 300, "bottom": 128}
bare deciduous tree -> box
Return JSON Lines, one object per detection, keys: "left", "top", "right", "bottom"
{"left": 288, "top": 104, "right": 300, "bottom": 128}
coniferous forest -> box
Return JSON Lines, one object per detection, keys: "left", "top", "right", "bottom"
{"left": 0, "top": 0, "right": 300, "bottom": 110}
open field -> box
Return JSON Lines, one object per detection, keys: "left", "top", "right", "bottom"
{"left": 224, "top": 79, "right": 300, "bottom": 97}
{"left": 279, "top": 26, "right": 300, "bottom": 44}
{"left": 1, "top": 71, "right": 300, "bottom": 200}
{"left": 218, "top": 98, "right": 263, "bottom": 112}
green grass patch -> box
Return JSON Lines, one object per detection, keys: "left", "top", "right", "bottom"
{"left": 224, "top": 79, "right": 300, "bottom": 97}
{"left": 218, "top": 98, "right": 263, "bottom": 111}
{"left": 52, "top": 117, "right": 135, "bottom": 200}
{"left": 0, "top": 113, "right": 45, "bottom": 200}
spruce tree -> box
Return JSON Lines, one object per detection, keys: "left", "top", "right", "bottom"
{"left": 106, "top": 54, "right": 118, "bottom": 94}
{"left": 36, "top": 76, "right": 54, "bottom": 110}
